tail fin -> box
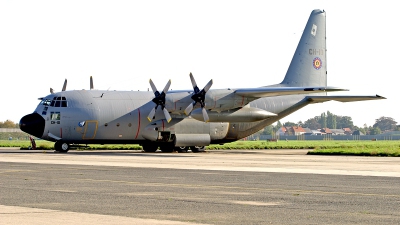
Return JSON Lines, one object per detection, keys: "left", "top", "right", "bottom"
{"left": 280, "top": 9, "right": 327, "bottom": 87}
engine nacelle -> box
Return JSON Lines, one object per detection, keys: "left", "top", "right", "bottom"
{"left": 190, "top": 107, "right": 276, "bottom": 122}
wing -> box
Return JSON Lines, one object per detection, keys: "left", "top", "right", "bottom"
{"left": 234, "top": 86, "right": 348, "bottom": 98}
{"left": 306, "top": 95, "right": 386, "bottom": 103}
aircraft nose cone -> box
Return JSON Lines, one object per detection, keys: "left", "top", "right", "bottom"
{"left": 19, "top": 113, "right": 45, "bottom": 138}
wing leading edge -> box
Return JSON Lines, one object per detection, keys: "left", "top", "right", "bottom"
{"left": 234, "top": 86, "right": 348, "bottom": 98}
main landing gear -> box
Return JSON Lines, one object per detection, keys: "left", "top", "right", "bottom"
{"left": 141, "top": 143, "right": 205, "bottom": 153}
{"left": 54, "top": 141, "right": 70, "bottom": 152}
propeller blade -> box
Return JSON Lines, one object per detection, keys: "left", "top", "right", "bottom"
{"left": 163, "top": 108, "right": 172, "bottom": 123}
{"left": 184, "top": 103, "right": 194, "bottom": 115}
{"left": 147, "top": 108, "right": 156, "bottom": 122}
{"left": 203, "top": 79, "right": 213, "bottom": 92}
{"left": 162, "top": 79, "right": 171, "bottom": 94}
{"left": 202, "top": 107, "right": 209, "bottom": 123}
{"left": 62, "top": 79, "right": 67, "bottom": 91}
{"left": 149, "top": 79, "right": 158, "bottom": 95}
{"left": 189, "top": 73, "right": 200, "bottom": 93}
{"left": 90, "top": 76, "right": 94, "bottom": 90}
{"left": 50, "top": 88, "right": 54, "bottom": 94}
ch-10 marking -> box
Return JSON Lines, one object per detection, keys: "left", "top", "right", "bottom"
{"left": 309, "top": 48, "right": 324, "bottom": 55}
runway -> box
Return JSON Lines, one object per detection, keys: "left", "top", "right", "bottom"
{"left": 1, "top": 149, "right": 400, "bottom": 224}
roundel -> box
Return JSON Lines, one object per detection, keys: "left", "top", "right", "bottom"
{"left": 313, "top": 57, "right": 322, "bottom": 70}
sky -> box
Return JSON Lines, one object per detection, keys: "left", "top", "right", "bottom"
{"left": 1, "top": 1, "right": 398, "bottom": 128}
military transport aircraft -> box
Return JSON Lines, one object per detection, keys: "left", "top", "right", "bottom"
{"left": 19, "top": 9, "right": 385, "bottom": 153}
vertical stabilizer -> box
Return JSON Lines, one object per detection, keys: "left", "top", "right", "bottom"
{"left": 280, "top": 9, "right": 327, "bottom": 87}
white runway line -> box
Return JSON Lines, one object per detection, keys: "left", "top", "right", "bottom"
{"left": 0, "top": 205, "right": 209, "bottom": 225}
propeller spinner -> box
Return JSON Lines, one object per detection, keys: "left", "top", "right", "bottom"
{"left": 184, "top": 73, "right": 213, "bottom": 122}
{"left": 147, "top": 79, "right": 172, "bottom": 123}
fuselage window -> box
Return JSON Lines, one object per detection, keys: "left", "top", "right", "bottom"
{"left": 50, "top": 112, "right": 61, "bottom": 120}
{"left": 55, "top": 101, "right": 61, "bottom": 107}
{"left": 42, "top": 106, "right": 48, "bottom": 115}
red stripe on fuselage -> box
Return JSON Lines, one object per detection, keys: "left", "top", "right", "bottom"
{"left": 135, "top": 109, "right": 141, "bottom": 139}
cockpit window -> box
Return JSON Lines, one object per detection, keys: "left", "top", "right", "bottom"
{"left": 40, "top": 99, "right": 51, "bottom": 106}
{"left": 42, "top": 97, "right": 68, "bottom": 107}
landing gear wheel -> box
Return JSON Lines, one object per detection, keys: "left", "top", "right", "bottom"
{"left": 142, "top": 144, "right": 158, "bottom": 152}
{"left": 160, "top": 144, "right": 174, "bottom": 153}
{"left": 190, "top": 146, "right": 205, "bottom": 153}
{"left": 175, "top": 146, "right": 189, "bottom": 153}
{"left": 54, "top": 141, "right": 70, "bottom": 152}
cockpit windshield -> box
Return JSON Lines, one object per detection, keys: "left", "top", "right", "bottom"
{"left": 40, "top": 96, "right": 68, "bottom": 108}
{"left": 39, "top": 96, "right": 68, "bottom": 115}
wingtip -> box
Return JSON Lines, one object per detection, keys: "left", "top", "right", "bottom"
{"left": 376, "top": 94, "right": 386, "bottom": 99}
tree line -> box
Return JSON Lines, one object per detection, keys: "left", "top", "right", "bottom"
{"left": 0, "top": 120, "right": 19, "bottom": 128}
{"left": 261, "top": 111, "right": 398, "bottom": 135}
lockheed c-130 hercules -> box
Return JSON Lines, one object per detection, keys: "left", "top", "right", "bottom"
{"left": 20, "top": 9, "right": 385, "bottom": 153}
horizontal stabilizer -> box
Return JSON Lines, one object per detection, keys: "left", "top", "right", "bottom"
{"left": 235, "top": 86, "right": 348, "bottom": 98}
{"left": 307, "top": 95, "right": 386, "bottom": 103}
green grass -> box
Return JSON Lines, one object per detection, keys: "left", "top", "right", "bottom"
{"left": 1, "top": 140, "right": 400, "bottom": 156}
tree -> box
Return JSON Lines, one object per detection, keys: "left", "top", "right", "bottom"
{"left": 0, "top": 120, "right": 18, "bottom": 128}
{"left": 326, "top": 111, "right": 336, "bottom": 129}
{"left": 369, "top": 127, "right": 382, "bottom": 135}
{"left": 336, "top": 116, "right": 354, "bottom": 130}
{"left": 262, "top": 125, "right": 274, "bottom": 135}
{"left": 319, "top": 112, "right": 327, "bottom": 128}
{"left": 283, "top": 121, "right": 296, "bottom": 127}
{"left": 373, "top": 116, "right": 397, "bottom": 131}
{"left": 303, "top": 117, "right": 321, "bottom": 130}
{"left": 297, "top": 121, "right": 304, "bottom": 127}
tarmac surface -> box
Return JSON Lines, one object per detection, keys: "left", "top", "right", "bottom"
{"left": 1, "top": 148, "right": 400, "bottom": 224}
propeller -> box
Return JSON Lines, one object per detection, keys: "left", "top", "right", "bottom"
{"left": 147, "top": 79, "right": 172, "bottom": 123}
{"left": 184, "top": 73, "right": 213, "bottom": 122}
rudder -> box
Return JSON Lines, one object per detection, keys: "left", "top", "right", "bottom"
{"left": 280, "top": 9, "right": 327, "bottom": 87}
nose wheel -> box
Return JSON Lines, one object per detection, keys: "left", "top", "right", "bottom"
{"left": 54, "top": 141, "right": 70, "bottom": 152}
